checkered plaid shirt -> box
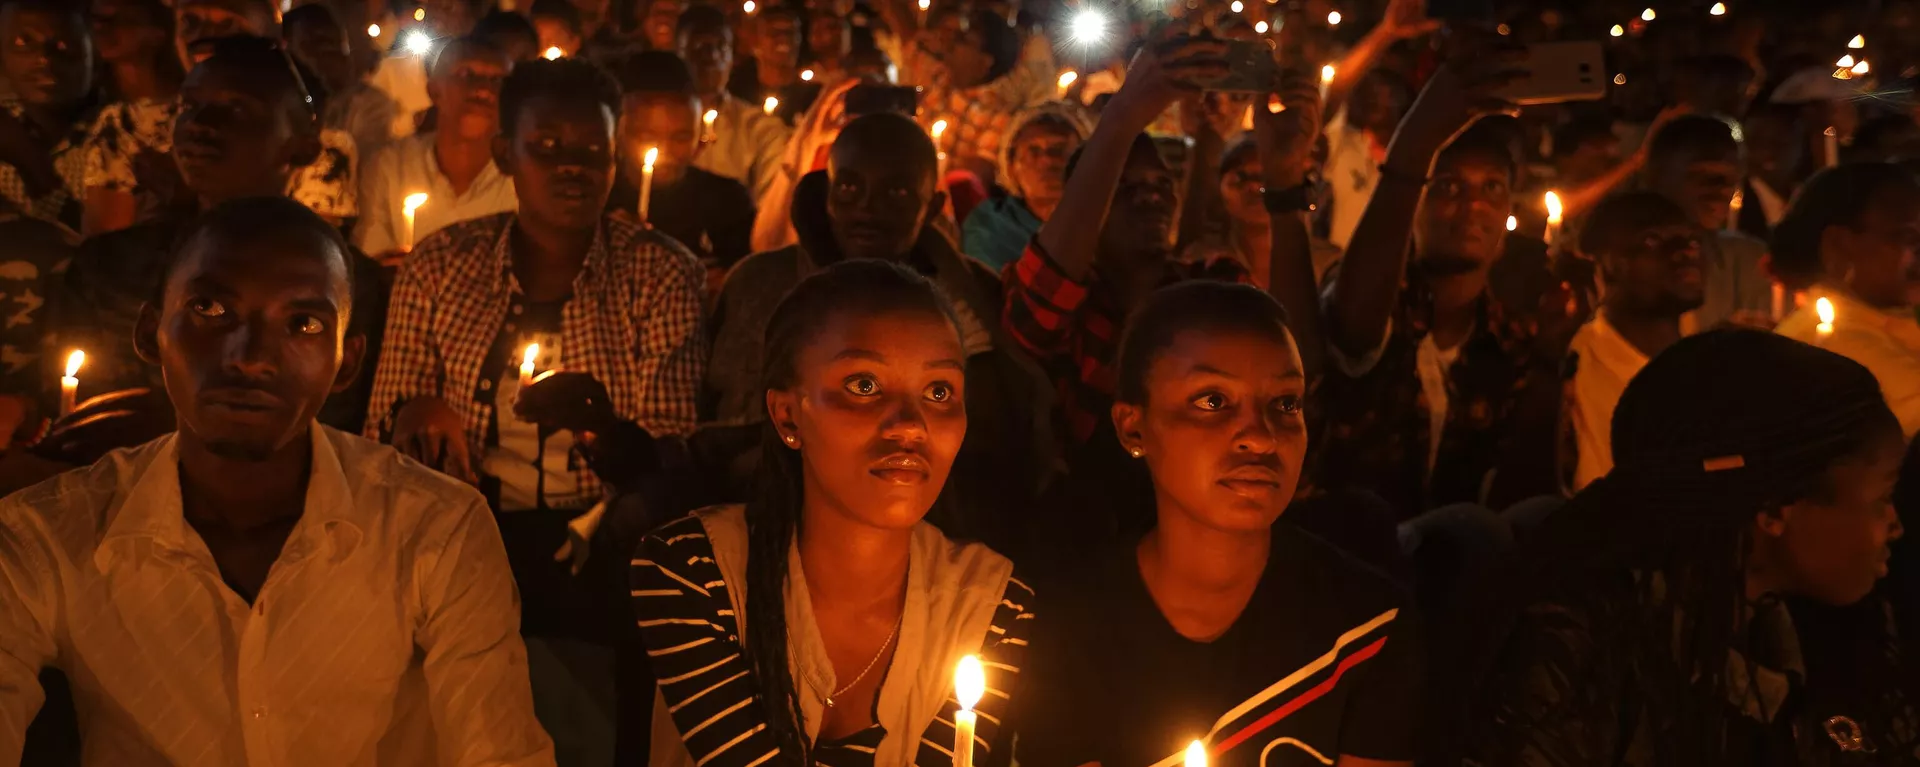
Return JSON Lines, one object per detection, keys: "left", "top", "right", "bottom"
{"left": 0, "top": 95, "right": 97, "bottom": 226}
{"left": 364, "top": 212, "right": 706, "bottom": 497}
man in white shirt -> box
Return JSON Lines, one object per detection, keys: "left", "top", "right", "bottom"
{"left": 0, "top": 197, "right": 553, "bottom": 767}
{"left": 358, "top": 37, "right": 518, "bottom": 260}
{"left": 678, "top": 4, "right": 790, "bottom": 202}
{"left": 1564, "top": 193, "right": 1706, "bottom": 490}
{"left": 369, "top": 0, "right": 485, "bottom": 140}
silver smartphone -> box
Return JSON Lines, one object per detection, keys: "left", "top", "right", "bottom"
{"left": 1500, "top": 41, "right": 1609, "bottom": 105}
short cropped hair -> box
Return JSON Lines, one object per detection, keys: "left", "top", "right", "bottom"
{"left": 1115, "top": 281, "right": 1291, "bottom": 405}
{"left": 163, "top": 196, "right": 356, "bottom": 319}
{"left": 617, "top": 50, "right": 695, "bottom": 95}
{"left": 498, "top": 56, "right": 621, "bottom": 136}
{"left": 677, "top": 4, "right": 728, "bottom": 37}
{"left": 1647, "top": 114, "right": 1742, "bottom": 167}
{"left": 1578, "top": 191, "right": 1692, "bottom": 259}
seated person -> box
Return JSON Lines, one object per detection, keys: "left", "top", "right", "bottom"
{"left": 961, "top": 105, "right": 1086, "bottom": 272}
{"left": 1772, "top": 163, "right": 1920, "bottom": 438}
{"left": 1016, "top": 281, "right": 1422, "bottom": 767}
{"left": 0, "top": 196, "right": 553, "bottom": 766}
{"left": 0, "top": 0, "right": 100, "bottom": 230}
{"left": 679, "top": 4, "right": 790, "bottom": 202}
{"left": 1463, "top": 330, "right": 1908, "bottom": 763}
{"left": 59, "top": 36, "right": 388, "bottom": 440}
{"left": 1640, "top": 114, "right": 1772, "bottom": 330}
{"left": 609, "top": 51, "right": 755, "bottom": 279}
{"left": 1564, "top": 192, "right": 1707, "bottom": 491}
{"left": 634, "top": 260, "right": 1032, "bottom": 767}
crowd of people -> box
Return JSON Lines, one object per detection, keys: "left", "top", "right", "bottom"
{"left": 0, "top": 0, "right": 1917, "bottom": 764}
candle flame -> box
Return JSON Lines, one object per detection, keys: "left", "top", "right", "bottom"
{"left": 801, "top": 68, "right": 814, "bottom": 81}
{"left": 64, "top": 350, "right": 84, "bottom": 378}
{"left": 1320, "top": 63, "right": 1335, "bottom": 84}
{"left": 521, "top": 343, "right": 540, "bottom": 369}
{"left": 917, "top": 0, "right": 930, "bottom": 9}
{"left": 742, "top": 0, "right": 755, "bottom": 12}
{"left": 704, "top": 109, "right": 718, "bottom": 125}
{"left": 367, "top": 23, "right": 382, "bottom": 37}
{"left": 1640, "top": 7, "right": 1655, "bottom": 21}
{"left": 544, "top": 46, "right": 563, "bottom": 60}
{"left": 1184, "top": 740, "right": 1208, "bottom": 767}
{"left": 955, "top": 655, "right": 984, "bottom": 710}
{"left": 1253, "top": 20, "right": 1268, "bottom": 33}
{"left": 763, "top": 96, "right": 778, "bottom": 114}
{"left": 1609, "top": 24, "right": 1624, "bottom": 37}
{"left": 403, "top": 192, "right": 429, "bottom": 215}
{"left": 1544, "top": 191, "right": 1563, "bottom": 223}
{"left": 1837, "top": 54, "right": 1855, "bottom": 68}
{"left": 1816, "top": 297, "right": 1835, "bottom": 326}
{"left": 1852, "top": 60, "right": 1869, "bottom": 75}
{"left": 1327, "top": 10, "right": 1341, "bottom": 24}
{"left": 931, "top": 119, "right": 948, "bottom": 139}
{"left": 1229, "top": 0, "right": 1242, "bottom": 13}
{"left": 1266, "top": 93, "right": 1284, "bottom": 113}
{"left": 1057, "top": 70, "right": 1077, "bottom": 89}
{"left": 1708, "top": 2, "right": 1725, "bottom": 15}
{"left": 1506, "top": 215, "right": 1517, "bottom": 232}
{"left": 643, "top": 146, "right": 659, "bottom": 169}
{"left": 1849, "top": 34, "right": 1866, "bottom": 49}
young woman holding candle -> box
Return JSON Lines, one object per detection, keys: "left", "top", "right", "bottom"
{"left": 631, "top": 259, "right": 1033, "bottom": 767}
{"left": 1015, "top": 281, "right": 1422, "bottom": 767}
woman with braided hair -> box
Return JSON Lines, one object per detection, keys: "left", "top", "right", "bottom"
{"left": 1460, "top": 329, "right": 1911, "bottom": 765}
{"left": 630, "top": 259, "right": 1033, "bottom": 767}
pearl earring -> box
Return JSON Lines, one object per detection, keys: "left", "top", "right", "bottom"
{"left": 784, "top": 435, "right": 799, "bottom": 447}
{"left": 1129, "top": 447, "right": 1143, "bottom": 458}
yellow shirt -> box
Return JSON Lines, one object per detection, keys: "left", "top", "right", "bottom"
{"left": 1776, "top": 286, "right": 1920, "bottom": 438}
{"left": 1566, "top": 312, "right": 1652, "bottom": 491}
{"left": 0, "top": 425, "right": 555, "bottom": 767}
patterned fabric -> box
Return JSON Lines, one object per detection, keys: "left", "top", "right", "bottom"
{"left": 83, "top": 99, "right": 359, "bottom": 219}
{"left": 0, "top": 214, "right": 76, "bottom": 404}
{"left": 0, "top": 425, "right": 555, "bottom": 766}
{"left": 1307, "top": 276, "right": 1541, "bottom": 517}
{"left": 1001, "top": 242, "right": 1249, "bottom": 445}
{"left": 916, "top": 52, "right": 1055, "bottom": 172}
{"left": 632, "top": 508, "right": 1033, "bottom": 767}
{"left": 0, "top": 95, "right": 99, "bottom": 227}
{"left": 363, "top": 212, "right": 706, "bottom": 500}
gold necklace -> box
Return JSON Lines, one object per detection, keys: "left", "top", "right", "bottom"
{"left": 803, "top": 612, "right": 903, "bottom": 709}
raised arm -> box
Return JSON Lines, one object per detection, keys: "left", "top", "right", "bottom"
{"left": 1321, "top": 0, "right": 1440, "bottom": 122}
{"left": 1255, "top": 19, "right": 1332, "bottom": 379}
{"left": 1324, "top": 40, "right": 1523, "bottom": 362}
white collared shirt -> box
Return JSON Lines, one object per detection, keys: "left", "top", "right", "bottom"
{"left": 0, "top": 425, "right": 555, "bottom": 767}
{"left": 356, "top": 131, "right": 518, "bottom": 256}
{"left": 1777, "top": 285, "right": 1920, "bottom": 438}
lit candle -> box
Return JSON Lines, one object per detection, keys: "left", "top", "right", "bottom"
{"left": 1640, "top": 7, "right": 1655, "bottom": 21}
{"left": 1727, "top": 188, "right": 1743, "bottom": 231}
{"left": 1544, "top": 190, "right": 1563, "bottom": 246}
{"left": 1709, "top": 3, "right": 1726, "bottom": 15}
{"left": 1610, "top": 24, "right": 1624, "bottom": 37}
{"left": 1837, "top": 55, "right": 1856, "bottom": 69}
{"left": 702, "top": 108, "right": 719, "bottom": 142}
{"left": 1505, "top": 214, "right": 1518, "bottom": 232}
{"left": 801, "top": 68, "right": 814, "bottom": 82}
{"left": 1849, "top": 34, "right": 1866, "bottom": 49}
{"left": 917, "top": 0, "right": 930, "bottom": 25}
{"left": 638, "top": 146, "right": 658, "bottom": 222}
{"left": 1320, "top": 63, "right": 1335, "bottom": 94}
{"left": 1254, "top": 20, "right": 1268, "bottom": 33}
{"left": 743, "top": 0, "right": 756, "bottom": 12}
{"left": 520, "top": 343, "right": 540, "bottom": 389}
{"left": 1852, "top": 60, "right": 1869, "bottom": 76}
{"left": 367, "top": 23, "right": 381, "bottom": 38}
{"left": 1056, "top": 70, "right": 1077, "bottom": 100}
{"left": 543, "top": 46, "right": 563, "bottom": 60}
{"left": 1816, "top": 297, "right": 1835, "bottom": 340}
{"left": 1185, "top": 740, "right": 1208, "bottom": 767}
{"left": 1327, "top": 9, "right": 1341, "bottom": 24}
{"left": 59, "top": 350, "right": 82, "bottom": 417}
{"left": 1229, "top": 0, "right": 1242, "bottom": 13}
{"left": 953, "top": 655, "right": 984, "bottom": 767}
{"left": 1824, "top": 126, "right": 1840, "bottom": 168}
{"left": 931, "top": 119, "right": 949, "bottom": 180}
{"left": 401, "top": 192, "right": 429, "bottom": 253}
{"left": 763, "top": 96, "right": 779, "bottom": 116}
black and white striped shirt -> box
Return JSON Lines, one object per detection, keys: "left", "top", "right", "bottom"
{"left": 633, "top": 510, "right": 1034, "bottom": 767}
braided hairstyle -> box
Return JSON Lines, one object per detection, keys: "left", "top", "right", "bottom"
{"left": 1458, "top": 329, "right": 1902, "bottom": 765}
{"left": 744, "top": 259, "right": 963, "bottom": 761}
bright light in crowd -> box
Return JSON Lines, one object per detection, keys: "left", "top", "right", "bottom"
{"left": 1229, "top": 1, "right": 1242, "bottom": 13}
{"left": 543, "top": 46, "right": 563, "bottom": 60}
{"left": 414, "top": 7, "right": 426, "bottom": 21}
{"left": 955, "top": 655, "right": 984, "bottom": 709}
{"left": 1253, "top": 20, "right": 1268, "bottom": 33}
{"left": 1070, "top": 8, "right": 1109, "bottom": 46}
{"left": 801, "top": 68, "right": 814, "bottom": 81}
{"left": 1057, "top": 70, "right": 1077, "bottom": 89}
{"left": 743, "top": 0, "right": 756, "bottom": 12}
{"left": 1321, "top": 63, "right": 1335, "bottom": 84}
{"left": 1505, "top": 215, "right": 1517, "bottom": 232}
{"left": 367, "top": 23, "right": 381, "bottom": 37}
{"left": 1708, "top": 2, "right": 1725, "bottom": 15}
{"left": 1853, "top": 59, "right": 1870, "bottom": 75}
{"left": 64, "top": 350, "right": 84, "bottom": 378}
{"left": 1614, "top": 73, "right": 1627, "bottom": 84}
{"left": 1816, "top": 297, "right": 1836, "bottom": 327}
{"left": 1640, "top": 7, "right": 1655, "bottom": 21}
{"left": 1837, "top": 54, "right": 1855, "bottom": 68}
{"left": 1849, "top": 34, "right": 1866, "bottom": 49}
{"left": 1610, "top": 24, "right": 1624, "bottom": 37}
{"left": 931, "top": 119, "right": 949, "bottom": 141}
{"left": 763, "top": 96, "right": 779, "bottom": 114}
{"left": 1184, "top": 741, "right": 1208, "bottom": 767}
{"left": 404, "top": 30, "right": 433, "bottom": 56}
{"left": 1543, "top": 191, "right": 1563, "bottom": 223}
{"left": 1328, "top": 10, "right": 1342, "bottom": 25}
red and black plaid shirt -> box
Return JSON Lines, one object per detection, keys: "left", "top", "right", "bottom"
{"left": 1001, "top": 242, "right": 1249, "bottom": 445}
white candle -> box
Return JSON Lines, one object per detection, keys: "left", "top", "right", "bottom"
{"left": 702, "top": 108, "right": 718, "bottom": 143}
{"left": 1771, "top": 282, "right": 1786, "bottom": 321}
{"left": 1816, "top": 297, "right": 1835, "bottom": 340}
{"left": 1543, "top": 190, "right": 1563, "bottom": 247}
{"left": 953, "top": 655, "right": 984, "bottom": 767}
{"left": 401, "top": 192, "right": 429, "bottom": 253}
{"left": 931, "top": 119, "right": 949, "bottom": 180}
{"left": 917, "top": 0, "right": 930, "bottom": 25}
{"left": 638, "top": 147, "right": 658, "bottom": 222}
{"left": 520, "top": 343, "right": 540, "bottom": 389}
{"left": 59, "top": 350, "right": 83, "bottom": 417}
{"left": 1824, "top": 126, "right": 1840, "bottom": 168}
{"left": 742, "top": 0, "right": 755, "bottom": 13}
{"left": 1320, "top": 64, "right": 1336, "bottom": 96}
{"left": 1185, "top": 740, "right": 1208, "bottom": 767}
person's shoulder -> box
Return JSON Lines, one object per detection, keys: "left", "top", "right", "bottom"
{"left": 364, "top": 131, "right": 430, "bottom": 173}
{"left": 717, "top": 246, "right": 803, "bottom": 299}
{"left": 605, "top": 215, "right": 703, "bottom": 275}
{"left": 321, "top": 426, "right": 489, "bottom": 516}
{"left": 1274, "top": 522, "right": 1410, "bottom": 616}
{"left": 0, "top": 436, "right": 174, "bottom": 560}
{"left": 406, "top": 212, "right": 511, "bottom": 271}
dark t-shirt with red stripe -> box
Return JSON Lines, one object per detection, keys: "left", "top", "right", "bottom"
{"left": 1015, "top": 522, "right": 1424, "bottom": 767}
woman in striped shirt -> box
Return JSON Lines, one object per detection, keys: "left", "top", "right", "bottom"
{"left": 632, "top": 260, "right": 1033, "bottom": 766}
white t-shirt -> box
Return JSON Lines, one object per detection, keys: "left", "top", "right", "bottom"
{"left": 483, "top": 329, "right": 590, "bottom": 511}
{"left": 1415, "top": 333, "right": 1463, "bottom": 474}
{"left": 1322, "top": 108, "right": 1382, "bottom": 251}
{"left": 1565, "top": 312, "right": 1652, "bottom": 491}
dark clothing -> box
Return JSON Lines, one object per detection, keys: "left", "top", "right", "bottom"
{"left": 1016, "top": 522, "right": 1425, "bottom": 767}
{"left": 0, "top": 215, "right": 80, "bottom": 410}
{"left": 607, "top": 166, "right": 756, "bottom": 272}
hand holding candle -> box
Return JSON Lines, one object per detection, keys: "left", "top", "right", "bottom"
{"left": 638, "top": 147, "right": 659, "bottom": 223}
{"left": 953, "top": 655, "right": 984, "bottom": 767}
{"left": 401, "top": 192, "right": 429, "bottom": 253}
{"left": 59, "top": 350, "right": 83, "bottom": 417}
